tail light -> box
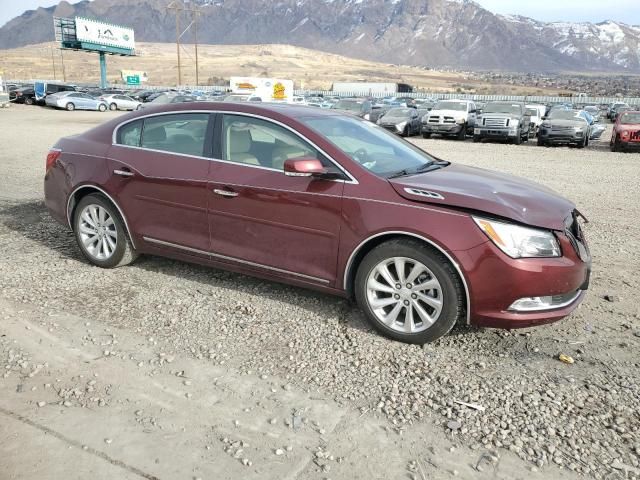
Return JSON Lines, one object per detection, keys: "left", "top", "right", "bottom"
{"left": 46, "top": 149, "right": 62, "bottom": 172}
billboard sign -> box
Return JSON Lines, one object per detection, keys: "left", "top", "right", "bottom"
{"left": 230, "top": 77, "right": 294, "bottom": 103}
{"left": 75, "top": 17, "right": 135, "bottom": 51}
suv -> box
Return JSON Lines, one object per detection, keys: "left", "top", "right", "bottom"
{"left": 422, "top": 100, "right": 477, "bottom": 140}
{"left": 474, "top": 101, "right": 531, "bottom": 144}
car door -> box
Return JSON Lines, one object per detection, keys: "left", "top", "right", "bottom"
{"left": 77, "top": 93, "right": 93, "bottom": 110}
{"left": 207, "top": 113, "right": 346, "bottom": 285}
{"left": 107, "top": 112, "right": 213, "bottom": 256}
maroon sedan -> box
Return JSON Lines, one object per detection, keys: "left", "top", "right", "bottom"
{"left": 44, "top": 102, "right": 591, "bottom": 344}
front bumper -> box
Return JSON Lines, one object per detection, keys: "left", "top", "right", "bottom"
{"left": 539, "top": 129, "right": 586, "bottom": 144}
{"left": 474, "top": 127, "right": 518, "bottom": 138}
{"left": 379, "top": 124, "right": 404, "bottom": 134}
{"left": 455, "top": 231, "right": 590, "bottom": 329}
{"left": 616, "top": 140, "right": 640, "bottom": 150}
{"left": 422, "top": 123, "right": 463, "bottom": 134}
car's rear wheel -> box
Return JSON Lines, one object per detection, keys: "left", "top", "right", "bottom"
{"left": 473, "top": 135, "right": 481, "bottom": 143}
{"left": 109, "top": 103, "right": 117, "bottom": 111}
{"left": 74, "top": 194, "right": 138, "bottom": 268}
{"left": 66, "top": 102, "right": 75, "bottom": 111}
{"left": 456, "top": 124, "right": 466, "bottom": 140}
{"left": 98, "top": 104, "right": 107, "bottom": 112}
{"left": 513, "top": 128, "right": 523, "bottom": 145}
{"left": 355, "top": 240, "right": 464, "bottom": 344}
{"left": 25, "top": 97, "right": 35, "bottom": 105}
{"left": 422, "top": 132, "right": 431, "bottom": 139}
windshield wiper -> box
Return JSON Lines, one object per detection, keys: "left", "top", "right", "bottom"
{"left": 388, "top": 168, "right": 413, "bottom": 179}
{"left": 416, "top": 160, "right": 449, "bottom": 172}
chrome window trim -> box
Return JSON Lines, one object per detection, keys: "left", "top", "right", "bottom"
{"left": 143, "top": 236, "right": 331, "bottom": 285}
{"left": 66, "top": 185, "right": 137, "bottom": 250}
{"left": 343, "top": 231, "right": 471, "bottom": 324}
{"left": 111, "top": 109, "right": 359, "bottom": 184}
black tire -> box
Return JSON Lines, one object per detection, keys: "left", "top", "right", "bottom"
{"left": 422, "top": 132, "right": 431, "bottom": 139}
{"left": 109, "top": 103, "right": 117, "bottom": 111}
{"left": 576, "top": 135, "right": 587, "bottom": 149}
{"left": 537, "top": 137, "right": 546, "bottom": 147}
{"left": 456, "top": 124, "right": 466, "bottom": 140}
{"left": 73, "top": 193, "right": 138, "bottom": 269}
{"left": 513, "top": 129, "right": 523, "bottom": 145}
{"left": 25, "top": 97, "right": 35, "bottom": 105}
{"left": 473, "top": 135, "right": 481, "bottom": 143}
{"left": 66, "top": 102, "right": 75, "bottom": 111}
{"left": 354, "top": 239, "right": 464, "bottom": 344}
{"left": 98, "top": 103, "right": 107, "bottom": 112}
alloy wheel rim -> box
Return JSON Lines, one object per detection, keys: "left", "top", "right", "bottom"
{"left": 366, "top": 257, "right": 443, "bottom": 334}
{"left": 78, "top": 204, "right": 117, "bottom": 260}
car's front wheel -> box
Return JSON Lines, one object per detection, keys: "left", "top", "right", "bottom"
{"left": 355, "top": 240, "right": 464, "bottom": 344}
{"left": 74, "top": 194, "right": 138, "bottom": 268}
{"left": 66, "top": 102, "right": 75, "bottom": 111}
{"left": 109, "top": 103, "right": 117, "bottom": 111}
{"left": 98, "top": 103, "right": 107, "bottom": 112}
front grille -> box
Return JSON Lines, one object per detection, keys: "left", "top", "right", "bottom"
{"left": 482, "top": 117, "right": 508, "bottom": 127}
{"left": 428, "top": 116, "right": 440, "bottom": 124}
{"left": 551, "top": 126, "right": 574, "bottom": 133}
{"left": 443, "top": 116, "right": 455, "bottom": 124}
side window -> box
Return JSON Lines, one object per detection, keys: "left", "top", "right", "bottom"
{"left": 116, "top": 119, "right": 143, "bottom": 147}
{"left": 140, "top": 113, "right": 209, "bottom": 156}
{"left": 222, "top": 114, "right": 333, "bottom": 171}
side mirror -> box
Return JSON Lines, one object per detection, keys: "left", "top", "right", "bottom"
{"left": 284, "top": 158, "right": 327, "bottom": 177}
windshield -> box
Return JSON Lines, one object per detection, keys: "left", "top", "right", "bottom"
{"left": 150, "top": 95, "right": 174, "bottom": 104}
{"left": 332, "top": 100, "right": 363, "bottom": 112}
{"left": 548, "top": 110, "right": 582, "bottom": 121}
{"left": 620, "top": 112, "right": 640, "bottom": 124}
{"left": 483, "top": 103, "right": 522, "bottom": 115}
{"left": 300, "top": 115, "right": 437, "bottom": 178}
{"left": 384, "top": 108, "right": 413, "bottom": 118}
{"left": 433, "top": 101, "right": 467, "bottom": 111}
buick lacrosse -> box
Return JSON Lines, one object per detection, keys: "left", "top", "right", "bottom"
{"left": 44, "top": 103, "right": 591, "bottom": 343}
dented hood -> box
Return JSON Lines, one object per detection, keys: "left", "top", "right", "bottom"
{"left": 390, "top": 164, "right": 574, "bottom": 230}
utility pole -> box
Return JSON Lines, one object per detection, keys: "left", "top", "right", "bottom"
{"left": 50, "top": 45, "right": 57, "bottom": 80}
{"left": 168, "top": 0, "right": 201, "bottom": 87}
{"left": 60, "top": 49, "right": 66, "bottom": 82}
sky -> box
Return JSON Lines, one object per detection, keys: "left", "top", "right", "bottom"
{"left": 1, "top": 0, "right": 640, "bottom": 28}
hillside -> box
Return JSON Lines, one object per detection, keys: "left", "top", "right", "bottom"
{"left": 0, "top": 41, "right": 565, "bottom": 94}
{"left": 1, "top": 0, "right": 639, "bottom": 73}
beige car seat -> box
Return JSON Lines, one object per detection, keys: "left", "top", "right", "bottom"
{"left": 228, "top": 127, "right": 259, "bottom": 165}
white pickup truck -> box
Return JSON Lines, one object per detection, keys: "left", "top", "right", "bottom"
{"left": 421, "top": 99, "right": 478, "bottom": 140}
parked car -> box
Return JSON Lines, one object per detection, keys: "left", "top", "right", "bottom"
{"left": 376, "top": 107, "right": 422, "bottom": 136}
{"left": 525, "top": 107, "right": 543, "bottom": 137}
{"left": 610, "top": 111, "right": 640, "bottom": 152}
{"left": 607, "top": 102, "right": 629, "bottom": 120}
{"left": 45, "top": 91, "right": 108, "bottom": 111}
{"left": 474, "top": 101, "right": 530, "bottom": 144}
{"left": 330, "top": 98, "right": 372, "bottom": 119}
{"left": 537, "top": 110, "right": 591, "bottom": 148}
{"left": 368, "top": 105, "right": 391, "bottom": 124}
{"left": 44, "top": 102, "right": 591, "bottom": 344}
{"left": 583, "top": 106, "right": 601, "bottom": 123}
{"left": 612, "top": 105, "right": 633, "bottom": 123}
{"left": 222, "top": 94, "right": 263, "bottom": 103}
{"left": 100, "top": 94, "right": 142, "bottom": 111}
{"left": 422, "top": 100, "right": 477, "bottom": 140}
{"left": 10, "top": 87, "right": 35, "bottom": 104}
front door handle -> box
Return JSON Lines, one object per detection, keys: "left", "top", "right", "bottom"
{"left": 213, "top": 189, "right": 238, "bottom": 198}
{"left": 113, "top": 168, "right": 134, "bottom": 177}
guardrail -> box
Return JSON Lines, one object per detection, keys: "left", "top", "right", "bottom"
{"left": 7, "top": 79, "right": 640, "bottom": 105}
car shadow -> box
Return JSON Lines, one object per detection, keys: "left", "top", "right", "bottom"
{"left": 0, "top": 199, "right": 377, "bottom": 335}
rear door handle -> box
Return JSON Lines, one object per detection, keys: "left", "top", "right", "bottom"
{"left": 113, "top": 168, "right": 134, "bottom": 177}
{"left": 213, "top": 189, "right": 238, "bottom": 198}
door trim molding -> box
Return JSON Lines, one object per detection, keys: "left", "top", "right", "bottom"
{"left": 143, "top": 236, "right": 332, "bottom": 285}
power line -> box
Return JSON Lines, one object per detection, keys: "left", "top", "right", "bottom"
{"left": 167, "top": 0, "right": 201, "bottom": 87}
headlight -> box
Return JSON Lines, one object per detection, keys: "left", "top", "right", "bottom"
{"left": 363, "top": 114, "right": 370, "bottom": 121}
{"left": 473, "top": 217, "right": 561, "bottom": 258}
{"left": 511, "top": 119, "right": 520, "bottom": 127}
{"left": 397, "top": 121, "right": 407, "bottom": 129}
{"left": 456, "top": 118, "right": 465, "bottom": 124}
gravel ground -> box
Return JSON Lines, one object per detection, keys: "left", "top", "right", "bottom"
{"left": 1, "top": 105, "right": 639, "bottom": 479}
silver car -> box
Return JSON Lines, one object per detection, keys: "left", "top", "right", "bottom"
{"left": 45, "top": 92, "right": 108, "bottom": 112}
{"left": 100, "top": 94, "right": 142, "bottom": 111}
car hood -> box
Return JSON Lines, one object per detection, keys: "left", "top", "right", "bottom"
{"left": 389, "top": 164, "right": 574, "bottom": 230}
{"left": 428, "top": 109, "right": 466, "bottom": 117}
{"left": 546, "top": 119, "right": 583, "bottom": 127}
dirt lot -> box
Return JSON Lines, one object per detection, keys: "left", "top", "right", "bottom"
{"left": 0, "top": 105, "right": 639, "bottom": 480}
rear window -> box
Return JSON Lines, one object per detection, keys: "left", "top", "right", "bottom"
{"left": 116, "top": 119, "right": 143, "bottom": 147}
{"left": 141, "top": 113, "right": 209, "bottom": 156}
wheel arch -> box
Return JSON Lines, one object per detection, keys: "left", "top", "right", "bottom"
{"left": 343, "top": 231, "right": 470, "bottom": 324}
{"left": 66, "top": 185, "right": 137, "bottom": 250}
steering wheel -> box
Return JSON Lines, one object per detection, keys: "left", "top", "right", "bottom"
{"left": 352, "top": 148, "right": 369, "bottom": 164}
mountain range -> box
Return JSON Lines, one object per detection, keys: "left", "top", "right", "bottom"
{"left": 1, "top": 0, "right": 639, "bottom": 73}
